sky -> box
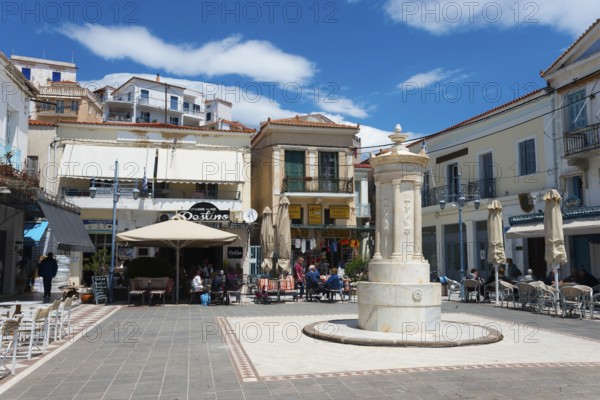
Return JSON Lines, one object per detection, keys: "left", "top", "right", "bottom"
{"left": 1, "top": 1, "right": 599, "bottom": 156}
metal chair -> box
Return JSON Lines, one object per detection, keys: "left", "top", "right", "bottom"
{"left": 498, "top": 281, "right": 517, "bottom": 308}
{"left": 18, "top": 305, "right": 51, "bottom": 360}
{"left": 463, "top": 279, "right": 481, "bottom": 302}
{"left": 560, "top": 286, "right": 585, "bottom": 319}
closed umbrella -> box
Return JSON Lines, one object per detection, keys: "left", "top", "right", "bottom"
{"left": 276, "top": 196, "right": 292, "bottom": 274}
{"left": 260, "top": 207, "right": 274, "bottom": 274}
{"left": 543, "top": 189, "right": 567, "bottom": 291}
{"left": 116, "top": 215, "right": 238, "bottom": 303}
{"left": 487, "top": 200, "right": 506, "bottom": 304}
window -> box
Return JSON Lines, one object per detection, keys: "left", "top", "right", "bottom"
{"left": 193, "top": 104, "right": 201, "bottom": 113}
{"left": 170, "top": 96, "right": 178, "bottom": 110}
{"left": 518, "top": 139, "right": 536, "bottom": 175}
{"left": 479, "top": 152, "right": 494, "bottom": 198}
{"left": 139, "top": 111, "right": 150, "bottom": 123}
{"left": 183, "top": 101, "right": 190, "bottom": 112}
{"left": 195, "top": 183, "right": 218, "bottom": 198}
{"left": 446, "top": 163, "right": 459, "bottom": 197}
{"left": 422, "top": 172, "right": 431, "bottom": 207}
{"left": 70, "top": 100, "right": 79, "bottom": 112}
{"left": 25, "top": 156, "right": 38, "bottom": 176}
{"left": 140, "top": 89, "right": 149, "bottom": 104}
{"left": 285, "top": 150, "right": 305, "bottom": 191}
{"left": 21, "top": 67, "right": 31, "bottom": 80}
{"left": 567, "top": 90, "right": 588, "bottom": 131}
{"left": 319, "top": 152, "right": 338, "bottom": 192}
{"left": 169, "top": 116, "right": 179, "bottom": 125}
{"left": 51, "top": 71, "right": 61, "bottom": 82}
{"left": 571, "top": 176, "right": 584, "bottom": 206}
{"left": 206, "top": 112, "right": 212, "bottom": 121}
{"left": 56, "top": 100, "right": 65, "bottom": 114}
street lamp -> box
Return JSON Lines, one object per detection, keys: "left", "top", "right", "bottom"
{"left": 89, "top": 159, "right": 140, "bottom": 303}
{"left": 439, "top": 172, "right": 480, "bottom": 298}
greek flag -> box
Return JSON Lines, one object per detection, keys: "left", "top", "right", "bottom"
{"left": 422, "top": 140, "right": 428, "bottom": 154}
{"left": 142, "top": 167, "right": 148, "bottom": 194}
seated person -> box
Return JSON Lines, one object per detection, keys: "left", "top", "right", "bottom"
{"left": 484, "top": 267, "right": 513, "bottom": 285}
{"left": 211, "top": 270, "right": 225, "bottom": 296}
{"left": 305, "top": 265, "right": 324, "bottom": 299}
{"left": 523, "top": 269, "right": 535, "bottom": 282}
{"left": 191, "top": 269, "right": 204, "bottom": 292}
{"left": 468, "top": 268, "right": 484, "bottom": 283}
{"left": 225, "top": 268, "right": 240, "bottom": 292}
{"left": 543, "top": 268, "right": 557, "bottom": 286}
{"left": 325, "top": 268, "right": 343, "bottom": 291}
{"left": 576, "top": 268, "right": 599, "bottom": 287}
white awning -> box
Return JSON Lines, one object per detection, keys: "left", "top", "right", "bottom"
{"left": 506, "top": 218, "right": 600, "bottom": 239}
{"left": 60, "top": 144, "right": 246, "bottom": 183}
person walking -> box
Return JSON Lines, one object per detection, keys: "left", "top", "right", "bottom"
{"left": 293, "top": 257, "right": 305, "bottom": 299}
{"left": 38, "top": 252, "right": 58, "bottom": 298}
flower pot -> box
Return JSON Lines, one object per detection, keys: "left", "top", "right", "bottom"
{"left": 81, "top": 293, "right": 94, "bottom": 303}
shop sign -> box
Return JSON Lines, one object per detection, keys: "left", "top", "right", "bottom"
{"left": 83, "top": 219, "right": 112, "bottom": 233}
{"left": 177, "top": 202, "right": 230, "bottom": 222}
{"left": 227, "top": 247, "right": 243, "bottom": 258}
{"left": 289, "top": 204, "right": 301, "bottom": 219}
{"left": 329, "top": 205, "right": 350, "bottom": 219}
{"left": 563, "top": 197, "right": 580, "bottom": 209}
{"left": 308, "top": 204, "right": 322, "bottom": 224}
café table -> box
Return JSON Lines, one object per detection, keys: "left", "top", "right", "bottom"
{"left": 58, "top": 284, "right": 86, "bottom": 299}
{"left": 0, "top": 300, "right": 43, "bottom": 316}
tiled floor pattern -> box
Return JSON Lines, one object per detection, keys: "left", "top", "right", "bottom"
{"left": 223, "top": 312, "right": 600, "bottom": 382}
{"left": 1, "top": 304, "right": 121, "bottom": 383}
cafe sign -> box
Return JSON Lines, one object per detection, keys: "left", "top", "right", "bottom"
{"left": 289, "top": 204, "right": 301, "bottom": 219}
{"left": 329, "top": 205, "right": 350, "bottom": 219}
{"left": 177, "top": 202, "right": 230, "bottom": 222}
{"left": 227, "top": 247, "right": 243, "bottom": 259}
{"left": 308, "top": 204, "right": 322, "bottom": 225}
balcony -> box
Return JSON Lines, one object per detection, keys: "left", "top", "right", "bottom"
{"left": 107, "top": 113, "right": 132, "bottom": 122}
{"left": 36, "top": 107, "right": 78, "bottom": 117}
{"left": 282, "top": 176, "right": 354, "bottom": 194}
{"left": 563, "top": 122, "right": 600, "bottom": 157}
{"left": 421, "top": 179, "right": 495, "bottom": 207}
{"left": 62, "top": 187, "right": 240, "bottom": 201}
{"left": 355, "top": 204, "right": 371, "bottom": 219}
{"left": 137, "top": 97, "right": 183, "bottom": 113}
{"left": 38, "top": 86, "right": 88, "bottom": 97}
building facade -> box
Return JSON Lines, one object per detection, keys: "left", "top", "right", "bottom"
{"left": 251, "top": 114, "right": 373, "bottom": 272}
{"left": 28, "top": 120, "right": 254, "bottom": 281}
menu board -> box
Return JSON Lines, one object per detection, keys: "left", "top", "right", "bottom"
{"left": 92, "top": 276, "right": 109, "bottom": 304}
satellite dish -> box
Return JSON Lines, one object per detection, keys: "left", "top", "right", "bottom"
{"left": 242, "top": 208, "right": 258, "bottom": 223}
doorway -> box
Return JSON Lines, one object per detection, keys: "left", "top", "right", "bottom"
{"left": 526, "top": 237, "right": 546, "bottom": 279}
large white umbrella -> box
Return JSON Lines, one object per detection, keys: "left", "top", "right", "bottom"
{"left": 543, "top": 189, "right": 567, "bottom": 291}
{"left": 116, "top": 216, "right": 238, "bottom": 303}
{"left": 276, "top": 196, "right": 292, "bottom": 274}
{"left": 260, "top": 207, "right": 274, "bottom": 274}
{"left": 487, "top": 200, "right": 506, "bottom": 304}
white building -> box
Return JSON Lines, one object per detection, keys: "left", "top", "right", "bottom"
{"left": 0, "top": 51, "right": 39, "bottom": 294}
{"left": 28, "top": 120, "right": 255, "bottom": 281}
{"left": 10, "top": 55, "right": 77, "bottom": 85}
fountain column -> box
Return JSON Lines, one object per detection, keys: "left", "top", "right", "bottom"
{"left": 358, "top": 125, "right": 441, "bottom": 333}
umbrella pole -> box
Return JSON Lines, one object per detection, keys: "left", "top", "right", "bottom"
{"left": 554, "top": 263, "right": 559, "bottom": 292}
{"left": 495, "top": 264, "right": 499, "bottom": 305}
{"left": 176, "top": 242, "right": 180, "bottom": 304}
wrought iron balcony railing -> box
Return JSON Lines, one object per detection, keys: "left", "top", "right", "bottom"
{"left": 421, "top": 179, "right": 494, "bottom": 207}
{"left": 282, "top": 176, "right": 354, "bottom": 193}
{"left": 563, "top": 122, "right": 600, "bottom": 156}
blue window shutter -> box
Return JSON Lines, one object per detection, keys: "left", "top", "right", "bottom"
{"left": 52, "top": 71, "right": 61, "bottom": 82}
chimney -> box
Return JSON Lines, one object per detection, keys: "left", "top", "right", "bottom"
{"left": 156, "top": 74, "right": 160, "bottom": 82}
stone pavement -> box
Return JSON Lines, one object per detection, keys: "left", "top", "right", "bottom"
{"left": 1, "top": 299, "right": 600, "bottom": 399}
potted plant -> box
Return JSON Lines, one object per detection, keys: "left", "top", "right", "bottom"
{"left": 82, "top": 248, "right": 110, "bottom": 287}
{"left": 345, "top": 257, "right": 369, "bottom": 283}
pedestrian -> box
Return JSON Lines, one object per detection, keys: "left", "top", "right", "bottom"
{"left": 505, "top": 258, "right": 521, "bottom": 280}
{"left": 38, "top": 252, "right": 58, "bottom": 298}
{"left": 293, "top": 257, "right": 305, "bottom": 298}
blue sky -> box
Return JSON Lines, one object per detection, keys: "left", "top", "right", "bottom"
{"left": 1, "top": 1, "right": 598, "bottom": 154}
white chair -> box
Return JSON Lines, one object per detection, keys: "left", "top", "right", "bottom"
{"left": 498, "top": 281, "right": 517, "bottom": 308}
{"left": 46, "top": 299, "right": 62, "bottom": 342}
{"left": 447, "top": 279, "right": 462, "bottom": 301}
{"left": 18, "top": 305, "right": 51, "bottom": 360}
{"left": 0, "top": 316, "right": 23, "bottom": 377}
{"left": 463, "top": 279, "right": 481, "bottom": 302}
{"left": 54, "top": 297, "right": 73, "bottom": 341}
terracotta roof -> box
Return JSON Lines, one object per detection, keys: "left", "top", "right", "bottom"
{"left": 29, "top": 119, "right": 57, "bottom": 126}
{"left": 56, "top": 120, "right": 255, "bottom": 133}
{"left": 203, "top": 119, "right": 254, "bottom": 132}
{"left": 408, "top": 89, "right": 546, "bottom": 148}
{"left": 354, "top": 162, "right": 371, "bottom": 169}
{"left": 262, "top": 114, "right": 359, "bottom": 130}
{"left": 541, "top": 19, "right": 600, "bottom": 77}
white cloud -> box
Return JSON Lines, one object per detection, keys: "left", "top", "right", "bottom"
{"left": 384, "top": 0, "right": 598, "bottom": 36}
{"left": 398, "top": 67, "right": 462, "bottom": 89}
{"left": 317, "top": 97, "right": 370, "bottom": 119}
{"left": 59, "top": 24, "right": 316, "bottom": 83}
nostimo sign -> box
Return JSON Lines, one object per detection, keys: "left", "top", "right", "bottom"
{"left": 177, "top": 202, "right": 230, "bottom": 222}
{"left": 227, "top": 247, "right": 243, "bottom": 259}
